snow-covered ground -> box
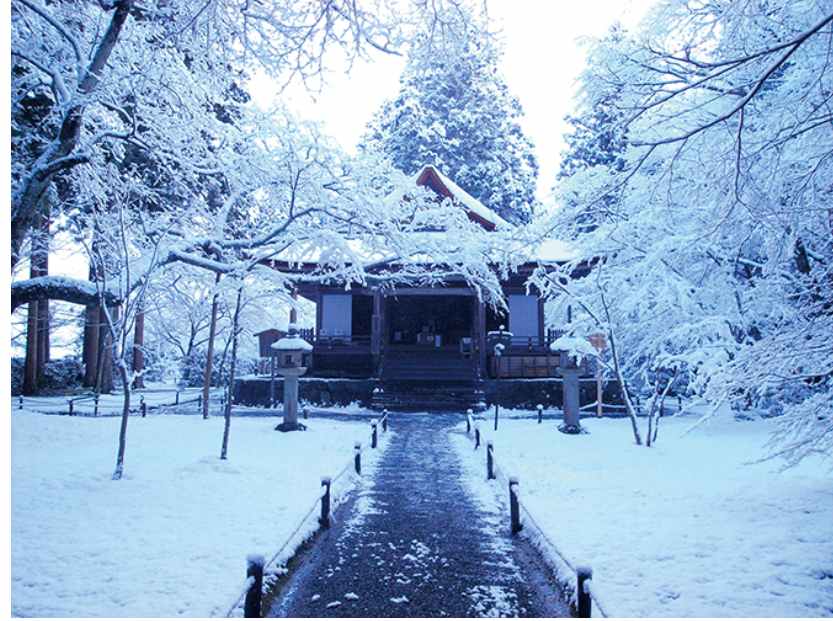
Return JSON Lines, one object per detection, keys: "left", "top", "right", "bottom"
{"left": 11, "top": 409, "right": 389, "bottom": 617}
{"left": 456, "top": 411, "right": 833, "bottom": 617}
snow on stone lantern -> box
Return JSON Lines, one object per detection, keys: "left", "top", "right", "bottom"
{"left": 271, "top": 324, "right": 313, "bottom": 432}
{"left": 551, "top": 336, "right": 597, "bottom": 435}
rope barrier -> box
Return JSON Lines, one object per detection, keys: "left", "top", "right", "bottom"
{"left": 224, "top": 421, "right": 381, "bottom": 618}
{"left": 463, "top": 419, "right": 611, "bottom": 618}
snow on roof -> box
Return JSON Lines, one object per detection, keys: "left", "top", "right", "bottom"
{"left": 529, "top": 238, "right": 577, "bottom": 263}
{"left": 413, "top": 165, "right": 511, "bottom": 229}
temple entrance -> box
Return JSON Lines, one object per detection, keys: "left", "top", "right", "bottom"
{"left": 385, "top": 295, "right": 473, "bottom": 349}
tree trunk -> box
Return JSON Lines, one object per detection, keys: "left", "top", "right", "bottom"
{"left": 23, "top": 301, "right": 39, "bottom": 395}
{"left": 112, "top": 361, "right": 131, "bottom": 480}
{"left": 33, "top": 213, "right": 50, "bottom": 380}
{"left": 220, "top": 288, "right": 243, "bottom": 460}
{"left": 83, "top": 304, "right": 100, "bottom": 387}
{"left": 131, "top": 307, "right": 145, "bottom": 389}
{"left": 202, "top": 273, "right": 221, "bottom": 419}
{"left": 97, "top": 306, "right": 117, "bottom": 394}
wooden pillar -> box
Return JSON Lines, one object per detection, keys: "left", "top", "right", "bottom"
{"left": 314, "top": 292, "right": 323, "bottom": 337}
{"left": 289, "top": 289, "right": 298, "bottom": 325}
{"left": 370, "top": 288, "right": 382, "bottom": 353}
{"left": 476, "top": 298, "right": 487, "bottom": 379}
{"left": 132, "top": 307, "right": 145, "bottom": 389}
{"left": 537, "top": 296, "right": 545, "bottom": 346}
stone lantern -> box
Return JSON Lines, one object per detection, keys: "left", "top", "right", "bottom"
{"left": 271, "top": 324, "right": 313, "bottom": 432}
{"left": 551, "top": 336, "right": 594, "bottom": 435}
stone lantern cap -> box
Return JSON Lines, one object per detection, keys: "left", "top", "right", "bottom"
{"left": 550, "top": 335, "right": 597, "bottom": 363}
{"left": 271, "top": 323, "right": 313, "bottom": 352}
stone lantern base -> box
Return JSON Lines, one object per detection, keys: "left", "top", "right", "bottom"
{"left": 274, "top": 421, "right": 307, "bottom": 433}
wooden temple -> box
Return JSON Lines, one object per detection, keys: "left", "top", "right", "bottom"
{"left": 265, "top": 165, "right": 586, "bottom": 410}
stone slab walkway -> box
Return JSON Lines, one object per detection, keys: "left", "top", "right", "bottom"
{"left": 268, "top": 414, "right": 568, "bottom": 617}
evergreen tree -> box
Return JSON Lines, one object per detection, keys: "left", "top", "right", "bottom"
{"left": 555, "top": 26, "right": 629, "bottom": 233}
{"left": 363, "top": 18, "right": 538, "bottom": 224}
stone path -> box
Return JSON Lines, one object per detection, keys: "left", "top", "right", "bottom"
{"left": 268, "top": 414, "right": 568, "bottom": 617}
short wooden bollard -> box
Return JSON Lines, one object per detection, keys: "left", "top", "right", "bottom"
{"left": 576, "top": 566, "right": 593, "bottom": 618}
{"left": 68, "top": 399, "right": 74, "bottom": 416}
{"left": 18, "top": 396, "right": 23, "bottom": 410}
{"left": 486, "top": 441, "right": 495, "bottom": 480}
{"left": 93, "top": 394, "right": 100, "bottom": 417}
{"left": 354, "top": 442, "right": 362, "bottom": 475}
{"left": 494, "top": 403, "right": 499, "bottom": 431}
{"left": 474, "top": 424, "right": 481, "bottom": 449}
{"left": 175, "top": 391, "right": 180, "bottom": 406}
{"left": 140, "top": 396, "right": 147, "bottom": 418}
{"left": 197, "top": 394, "right": 203, "bottom": 410}
{"left": 244, "top": 554, "right": 264, "bottom": 618}
{"left": 509, "top": 476, "right": 522, "bottom": 534}
{"left": 382, "top": 410, "right": 388, "bottom": 432}
{"left": 319, "top": 477, "right": 332, "bottom": 528}
{"left": 371, "top": 420, "right": 378, "bottom": 449}
{"left": 466, "top": 408, "right": 472, "bottom": 433}
{"left": 537, "top": 404, "right": 543, "bottom": 424}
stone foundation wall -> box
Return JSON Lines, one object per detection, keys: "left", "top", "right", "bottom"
{"left": 235, "top": 375, "right": 624, "bottom": 411}
{"left": 234, "top": 376, "right": 376, "bottom": 407}
{"left": 483, "top": 378, "right": 624, "bottom": 410}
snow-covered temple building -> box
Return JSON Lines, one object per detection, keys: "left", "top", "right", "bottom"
{"left": 239, "top": 165, "right": 617, "bottom": 410}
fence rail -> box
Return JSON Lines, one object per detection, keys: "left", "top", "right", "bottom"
{"left": 463, "top": 410, "right": 611, "bottom": 618}
{"left": 226, "top": 411, "right": 392, "bottom": 618}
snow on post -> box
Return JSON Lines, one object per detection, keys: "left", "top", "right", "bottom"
{"left": 244, "top": 554, "right": 264, "bottom": 618}
{"left": 319, "top": 477, "right": 332, "bottom": 528}
{"left": 576, "top": 566, "right": 593, "bottom": 618}
{"left": 509, "top": 476, "right": 522, "bottom": 535}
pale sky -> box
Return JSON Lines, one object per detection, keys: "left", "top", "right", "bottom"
{"left": 250, "top": 0, "right": 656, "bottom": 202}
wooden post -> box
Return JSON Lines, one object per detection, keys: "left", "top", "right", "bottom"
{"left": 486, "top": 441, "right": 495, "bottom": 480}
{"left": 94, "top": 394, "right": 100, "bottom": 417}
{"left": 68, "top": 399, "right": 74, "bottom": 416}
{"left": 474, "top": 423, "right": 481, "bottom": 450}
{"left": 354, "top": 442, "right": 362, "bottom": 475}
{"left": 576, "top": 566, "right": 593, "bottom": 618}
{"left": 319, "top": 477, "right": 331, "bottom": 528}
{"left": 494, "top": 403, "right": 499, "bottom": 431}
{"left": 382, "top": 409, "right": 388, "bottom": 432}
{"left": 509, "top": 476, "right": 522, "bottom": 534}
{"left": 302, "top": 406, "right": 309, "bottom": 420}
{"left": 140, "top": 396, "right": 146, "bottom": 418}
{"left": 537, "top": 403, "right": 543, "bottom": 424}
{"left": 244, "top": 554, "right": 264, "bottom": 618}
{"left": 18, "top": 395, "right": 23, "bottom": 410}
{"left": 596, "top": 363, "right": 603, "bottom": 418}
{"left": 175, "top": 391, "right": 180, "bottom": 406}
{"left": 197, "top": 394, "right": 203, "bottom": 410}
{"left": 466, "top": 408, "right": 472, "bottom": 433}
{"left": 371, "top": 420, "right": 378, "bottom": 449}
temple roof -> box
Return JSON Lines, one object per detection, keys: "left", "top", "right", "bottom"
{"left": 413, "top": 165, "right": 510, "bottom": 230}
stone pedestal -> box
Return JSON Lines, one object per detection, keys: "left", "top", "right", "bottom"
{"left": 560, "top": 367, "right": 582, "bottom": 434}
{"left": 275, "top": 367, "right": 307, "bottom": 432}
